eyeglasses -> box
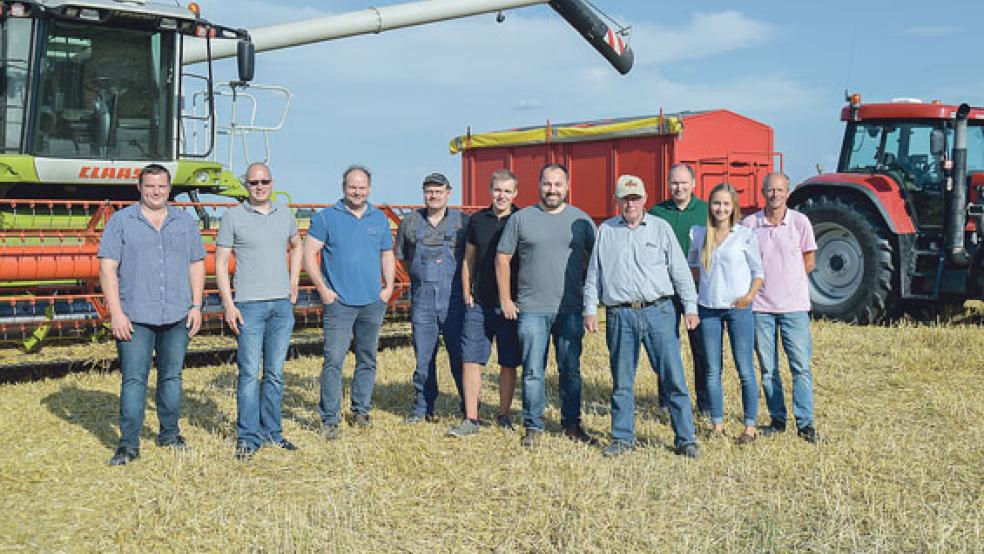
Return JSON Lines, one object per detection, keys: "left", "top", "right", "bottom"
{"left": 247, "top": 179, "right": 272, "bottom": 187}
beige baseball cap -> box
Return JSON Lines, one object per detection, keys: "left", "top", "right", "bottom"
{"left": 614, "top": 174, "right": 646, "bottom": 198}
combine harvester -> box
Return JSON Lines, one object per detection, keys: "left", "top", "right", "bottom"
{"left": 0, "top": 0, "right": 634, "bottom": 350}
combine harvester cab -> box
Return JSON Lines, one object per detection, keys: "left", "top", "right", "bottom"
{"left": 0, "top": 0, "right": 635, "bottom": 349}
{"left": 0, "top": 0, "right": 255, "bottom": 203}
{"left": 789, "top": 94, "right": 984, "bottom": 323}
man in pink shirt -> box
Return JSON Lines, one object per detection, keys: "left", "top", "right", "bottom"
{"left": 742, "top": 173, "right": 819, "bottom": 443}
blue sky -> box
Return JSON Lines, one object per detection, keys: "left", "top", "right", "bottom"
{"left": 192, "top": 0, "right": 983, "bottom": 205}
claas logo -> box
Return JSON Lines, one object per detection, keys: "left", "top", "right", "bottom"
{"left": 78, "top": 166, "right": 145, "bottom": 180}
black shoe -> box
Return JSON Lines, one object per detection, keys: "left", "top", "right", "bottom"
{"left": 234, "top": 442, "right": 256, "bottom": 461}
{"left": 797, "top": 425, "right": 819, "bottom": 444}
{"left": 268, "top": 437, "right": 297, "bottom": 451}
{"left": 759, "top": 418, "right": 787, "bottom": 437}
{"left": 674, "top": 443, "right": 700, "bottom": 459}
{"left": 563, "top": 424, "right": 599, "bottom": 446}
{"left": 156, "top": 435, "right": 188, "bottom": 450}
{"left": 495, "top": 414, "right": 514, "bottom": 430}
{"left": 350, "top": 413, "right": 373, "bottom": 429}
{"left": 404, "top": 413, "right": 436, "bottom": 424}
{"left": 108, "top": 446, "right": 139, "bottom": 466}
{"left": 521, "top": 429, "right": 543, "bottom": 448}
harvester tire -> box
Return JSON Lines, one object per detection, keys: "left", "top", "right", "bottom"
{"left": 797, "top": 195, "right": 897, "bottom": 324}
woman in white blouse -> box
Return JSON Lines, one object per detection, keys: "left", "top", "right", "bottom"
{"left": 688, "top": 183, "right": 764, "bottom": 444}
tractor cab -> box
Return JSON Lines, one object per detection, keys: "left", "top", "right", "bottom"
{"left": 0, "top": 0, "right": 253, "bottom": 200}
{"left": 838, "top": 102, "right": 984, "bottom": 231}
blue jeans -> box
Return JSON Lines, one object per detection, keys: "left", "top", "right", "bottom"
{"left": 409, "top": 286, "right": 465, "bottom": 417}
{"left": 658, "top": 296, "right": 710, "bottom": 413}
{"left": 319, "top": 299, "right": 387, "bottom": 425}
{"left": 236, "top": 299, "right": 295, "bottom": 448}
{"left": 699, "top": 305, "right": 758, "bottom": 427}
{"left": 754, "top": 311, "right": 814, "bottom": 429}
{"left": 607, "top": 300, "right": 696, "bottom": 449}
{"left": 517, "top": 312, "right": 583, "bottom": 431}
{"left": 116, "top": 319, "right": 189, "bottom": 450}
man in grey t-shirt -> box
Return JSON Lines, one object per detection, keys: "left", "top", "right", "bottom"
{"left": 216, "top": 162, "right": 303, "bottom": 460}
{"left": 496, "top": 163, "right": 596, "bottom": 447}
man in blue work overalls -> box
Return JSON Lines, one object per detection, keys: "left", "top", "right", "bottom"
{"left": 395, "top": 172, "right": 470, "bottom": 422}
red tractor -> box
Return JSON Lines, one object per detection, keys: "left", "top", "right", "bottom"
{"left": 790, "top": 94, "right": 984, "bottom": 323}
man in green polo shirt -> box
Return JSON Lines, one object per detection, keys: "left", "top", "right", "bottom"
{"left": 649, "top": 163, "right": 710, "bottom": 418}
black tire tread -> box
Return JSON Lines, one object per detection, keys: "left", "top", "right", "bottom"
{"left": 797, "top": 195, "right": 897, "bottom": 324}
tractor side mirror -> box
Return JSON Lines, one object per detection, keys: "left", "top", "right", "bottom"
{"left": 930, "top": 129, "right": 945, "bottom": 157}
{"left": 237, "top": 39, "right": 255, "bottom": 83}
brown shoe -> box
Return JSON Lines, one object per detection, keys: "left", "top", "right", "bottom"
{"left": 736, "top": 432, "right": 757, "bottom": 446}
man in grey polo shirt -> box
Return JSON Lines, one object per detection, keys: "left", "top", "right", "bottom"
{"left": 98, "top": 164, "right": 206, "bottom": 466}
{"left": 216, "top": 162, "right": 303, "bottom": 460}
{"left": 584, "top": 174, "right": 699, "bottom": 459}
{"left": 394, "top": 172, "right": 469, "bottom": 423}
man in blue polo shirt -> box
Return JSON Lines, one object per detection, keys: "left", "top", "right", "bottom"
{"left": 98, "top": 164, "right": 206, "bottom": 466}
{"left": 303, "top": 165, "right": 396, "bottom": 439}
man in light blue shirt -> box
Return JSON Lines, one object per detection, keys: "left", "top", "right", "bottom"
{"left": 583, "top": 174, "right": 699, "bottom": 459}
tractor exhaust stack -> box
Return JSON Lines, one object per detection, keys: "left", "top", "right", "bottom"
{"left": 946, "top": 103, "right": 971, "bottom": 268}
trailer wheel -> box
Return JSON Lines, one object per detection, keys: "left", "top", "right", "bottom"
{"left": 796, "top": 195, "right": 897, "bottom": 324}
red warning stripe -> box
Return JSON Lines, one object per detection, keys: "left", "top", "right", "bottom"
{"left": 605, "top": 28, "right": 625, "bottom": 55}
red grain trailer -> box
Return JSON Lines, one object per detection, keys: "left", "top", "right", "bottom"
{"left": 451, "top": 110, "right": 779, "bottom": 221}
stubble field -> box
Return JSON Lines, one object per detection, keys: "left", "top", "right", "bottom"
{"left": 0, "top": 309, "right": 982, "bottom": 552}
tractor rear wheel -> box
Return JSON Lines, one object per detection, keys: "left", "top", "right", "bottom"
{"left": 796, "top": 195, "right": 898, "bottom": 324}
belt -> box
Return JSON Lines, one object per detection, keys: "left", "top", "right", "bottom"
{"left": 606, "top": 297, "right": 667, "bottom": 309}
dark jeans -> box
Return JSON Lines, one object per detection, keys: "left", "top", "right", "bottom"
{"left": 319, "top": 299, "right": 387, "bottom": 426}
{"left": 116, "top": 319, "right": 190, "bottom": 450}
{"left": 658, "top": 296, "right": 710, "bottom": 413}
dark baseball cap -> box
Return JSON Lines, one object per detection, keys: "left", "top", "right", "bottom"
{"left": 422, "top": 172, "right": 451, "bottom": 188}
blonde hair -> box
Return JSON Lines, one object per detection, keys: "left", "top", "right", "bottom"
{"left": 701, "top": 183, "right": 742, "bottom": 272}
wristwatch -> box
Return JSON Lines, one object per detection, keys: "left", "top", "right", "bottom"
{"left": 190, "top": 304, "right": 202, "bottom": 310}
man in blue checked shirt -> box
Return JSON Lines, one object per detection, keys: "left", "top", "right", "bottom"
{"left": 583, "top": 174, "right": 700, "bottom": 459}
{"left": 98, "top": 164, "right": 206, "bottom": 466}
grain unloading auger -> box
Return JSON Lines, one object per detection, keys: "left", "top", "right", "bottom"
{"left": 0, "top": 0, "right": 634, "bottom": 349}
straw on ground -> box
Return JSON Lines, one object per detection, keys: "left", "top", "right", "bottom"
{"left": 0, "top": 313, "right": 982, "bottom": 552}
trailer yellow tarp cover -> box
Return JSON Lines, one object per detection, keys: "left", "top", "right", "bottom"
{"left": 449, "top": 115, "right": 683, "bottom": 154}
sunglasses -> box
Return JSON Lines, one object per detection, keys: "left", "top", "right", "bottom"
{"left": 247, "top": 179, "right": 272, "bottom": 186}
